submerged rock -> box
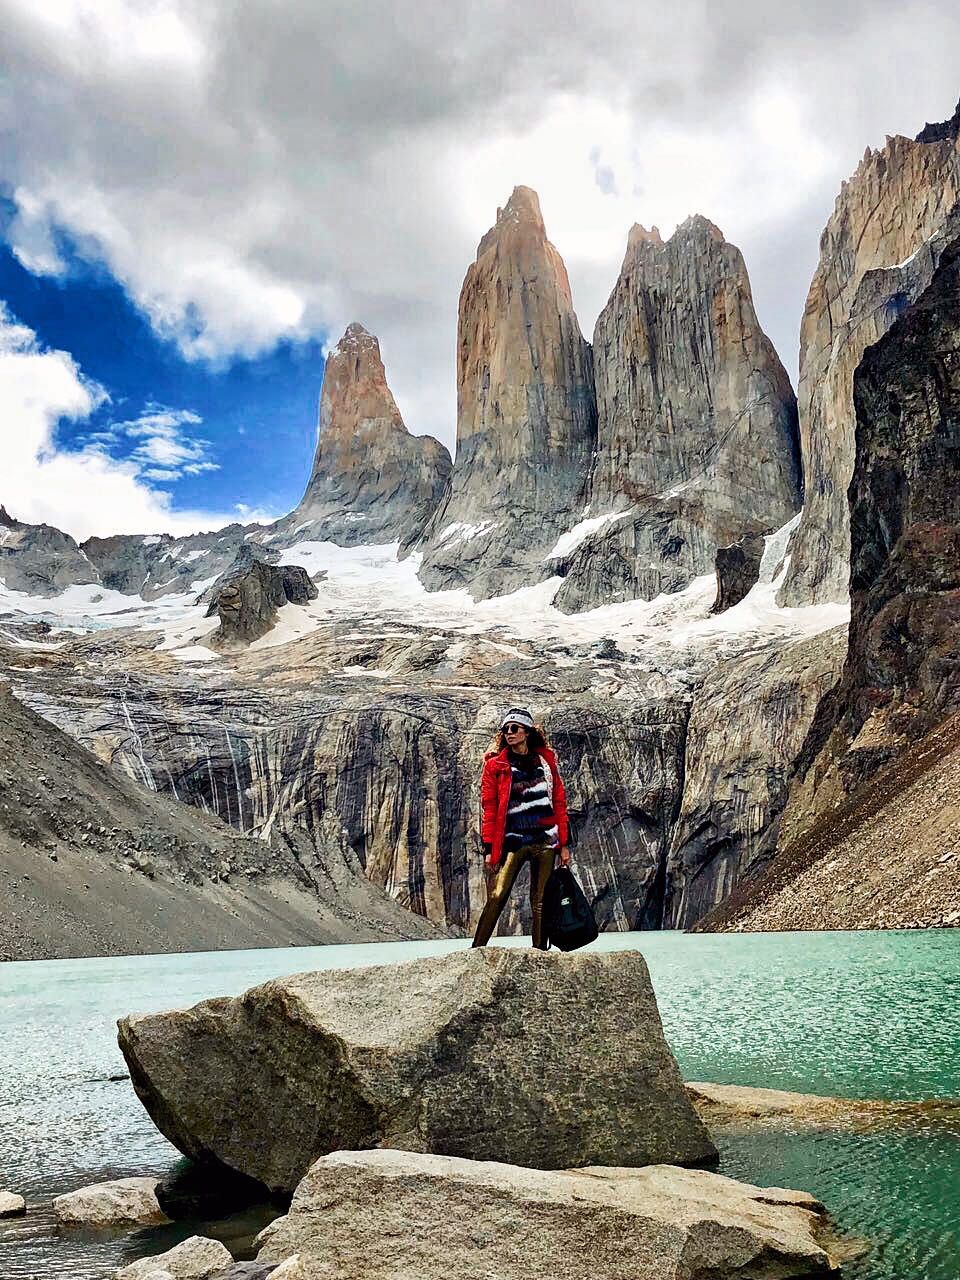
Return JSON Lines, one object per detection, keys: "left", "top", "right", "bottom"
{"left": 0, "top": 1190, "right": 26, "bottom": 1218}
{"left": 255, "top": 1148, "right": 841, "bottom": 1279}
{"left": 687, "top": 1081, "right": 960, "bottom": 1134}
{"left": 114, "top": 1234, "right": 233, "bottom": 1279}
{"left": 156, "top": 1158, "right": 266, "bottom": 1221}
{"left": 213, "top": 1264, "right": 279, "bottom": 1279}
{"left": 54, "top": 1176, "right": 169, "bottom": 1230}
{"left": 118, "top": 948, "right": 716, "bottom": 1195}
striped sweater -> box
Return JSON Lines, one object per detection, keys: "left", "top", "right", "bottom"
{"left": 502, "top": 750, "right": 559, "bottom": 853}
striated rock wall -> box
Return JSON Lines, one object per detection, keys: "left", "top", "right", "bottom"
{"left": 286, "top": 323, "right": 451, "bottom": 546}
{"left": 779, "top": 100, "right": 960, "bottom": 606}
{"left": 6, "top": 602, "right": 846, "bottom": 936}
{"left": 415, "top": 187, "right": 596, "bottom": 597}
{"left": 698, "top": 712, "right": 960, "bottom": 933}
{"left": 663, "top": 628, "right": 846, "bottom": 929}
{"left": 552, "top": 218, "right": 800, "bottom": 613}
{"left": 0, "top": 681, "right": 440, "bottom": 961}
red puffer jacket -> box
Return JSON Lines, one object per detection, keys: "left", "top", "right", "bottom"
{"left": 479, "top": 745, "right": 569, "bottom": 868}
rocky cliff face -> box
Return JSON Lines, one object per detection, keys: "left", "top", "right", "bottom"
{"left": 0, "top": 505, "right": 99, "bottom": 595}
{"left": 82, "top": 526, "right": 251, "bottom": 599}
{"left": 781, "top": 225, "right": 960, "bottom": 834}
{"left": 0, "top": 680, "right": 440, "bottom": 961}
{"left": 663, "top": 627, "right": 846, "bottom": 929}
{"left": 415, "top": 187, "right": 596, "bottom": 597}
{"left": 552, "top": 217, "right": 800, "bottom": 613}
{"left": 285, "top": 323, "right": 451, "bottom": 546}
{"left": 778, "top": 100, "right": 960, "bottom": 607}
{"left": 3, "top": 586, "right": 844, "bottom": 936}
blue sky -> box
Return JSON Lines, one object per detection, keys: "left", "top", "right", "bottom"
{"left": 0, "top": 197, "right": 325, "bottom": 527}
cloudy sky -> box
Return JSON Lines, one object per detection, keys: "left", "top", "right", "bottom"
{"left": 1, "top": 0, "right": 958, "bottom": 540}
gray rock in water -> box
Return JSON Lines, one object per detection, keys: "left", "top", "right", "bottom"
{"left": 711, "top": 532, "right": 767, "bottom": 614}
{"left": 255, "top": 1148, "right": 841, "bottom": 1280}
{"left": 203, "top": 546, "right": 319, "bottom": 648}
{"left": 156, "top": 1157, "right": 265, "bottom": 1221}
{"left": 117, "top": 948, "right": 717, "bottom": 1195}
{"left": 54, "top": 1176, "right": 169, "bottom": 1230}
{"left": 0, "top": 1190, "right": 26, "bottom": 1218}
{"left": 114, "top": 1234, "right": 233, "bottom": 1279}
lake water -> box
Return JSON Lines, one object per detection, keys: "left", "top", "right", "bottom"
{"left": 1, "top": 930, "right": 959, "bottom": 1279}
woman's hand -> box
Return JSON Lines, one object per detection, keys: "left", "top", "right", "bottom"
{"left": 559, "top": 845, "right": 571, "bottom": 867}
{"left": 484, "top": 854, "right": 496, "bottom": 873}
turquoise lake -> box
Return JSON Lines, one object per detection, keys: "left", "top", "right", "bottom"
{"left": 1, "top": 929, "right": 958, "bottom": 1278}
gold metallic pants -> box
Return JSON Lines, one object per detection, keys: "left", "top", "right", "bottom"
{"left": 471, "top": 844, "right": 555, "bottom": 950}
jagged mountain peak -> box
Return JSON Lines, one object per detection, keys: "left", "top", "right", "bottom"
{"left": 675, "top": 213, "right": 726, "bottom": 243}
{"left": 622, "top": 216, "right": 728, "bottom": 272}
{"left": 0, "top": 505, "right": 18, "bottom": 529}
{"left": 626, "top": 223, "right": 663, "bottom": 251}
{"left": 322, "top": 322, "right": 394, "bottom": 408}
{"left": 777, "top": 97, "right": 960, "bottom": 608}
{"left": 915, "top": 97, "right": 960, "bottom": 144}
{"left": 496, "top": 184, "right": 544, "bottom": 228}
{"left": 478, "top": 186, "right": 550, "bottom": 257}
{"left": 338, "top": 321, "right": 377, "bottom": 346}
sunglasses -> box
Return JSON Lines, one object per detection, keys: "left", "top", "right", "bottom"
{"left": 503, "top": 723, "right": 527, "bottom": 734}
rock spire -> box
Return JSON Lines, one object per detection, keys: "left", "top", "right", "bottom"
{"left": 778, "top": 99, "right": 960, "bottom": 606}
{"left": 290, "top": 323, "right": 451, "bottom": 546}
{"left": 414, "top": 186, "right": 597, "bottom": 597}
{"left": 552, "top": 215, "right": 801, "bottom": 612}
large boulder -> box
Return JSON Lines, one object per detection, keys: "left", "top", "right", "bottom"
{"left": 255, "top": 1148, "right": 841, "bottom": 1280}
{"left": 114, "top": 1234, "right": 233, "bottom": 1279}
{"left": 118, "top": 948, "right": 716, "bottom": 1195}
{"left": 711, "top": 532, "right": 767, "bottom": 614}
{"left": 54, "top": 1176, "right": 169, "bottom": 1229}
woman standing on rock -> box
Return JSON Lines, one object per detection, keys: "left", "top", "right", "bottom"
{"left": 472, "top": 708, "right": 570, "bottom": 949}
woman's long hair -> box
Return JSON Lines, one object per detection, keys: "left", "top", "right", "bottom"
{"left": 491, "top": 723, "right": 550, "bottom": 754}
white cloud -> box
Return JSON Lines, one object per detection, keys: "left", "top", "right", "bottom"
{"left": 0, "top": 303, "right": 242, "bottom": 540}
{"left": 1, "top": 0, "right": 959, "bottom": 455}
{"left": 99, "top": 406, "right": 219, "bottom": 479}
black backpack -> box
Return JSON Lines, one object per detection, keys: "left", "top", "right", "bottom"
{"left": 543, "top": 866, "right": 599, "bottom": 951}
